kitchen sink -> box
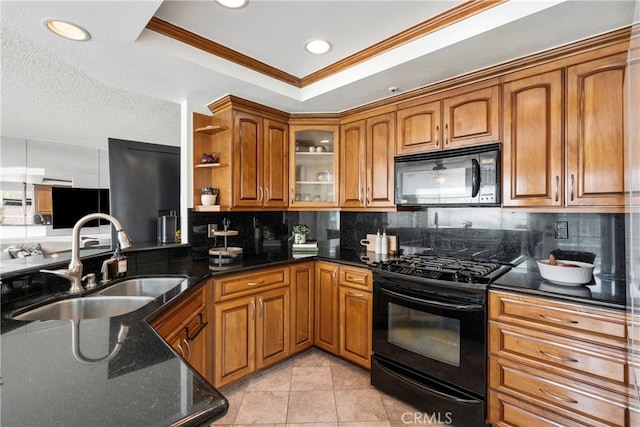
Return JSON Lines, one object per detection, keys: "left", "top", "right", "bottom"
{"left": 97, "top": 276, "right": 187, "bottom": 297}
{"left": 13, "top": 296, "right": 155, "bottom": 321}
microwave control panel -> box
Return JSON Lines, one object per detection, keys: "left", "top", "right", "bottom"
{"left": 478, "top": 155, "right": 497, "bottom": 203}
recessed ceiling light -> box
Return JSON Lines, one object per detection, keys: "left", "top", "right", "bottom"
{"left": 44, "top": 19, "right": 90, "bottom": 41}
{"left": 215, "top": 0, "right": 248, "bottom": 9}
{"left": 305, "top": 39, "right": 332, "bottom": 55}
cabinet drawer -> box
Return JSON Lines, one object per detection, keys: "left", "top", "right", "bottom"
{"left": 152, "top": 285, "right": 207, "bottom": 338}
{"left": 338, "top": 266, "right": 372, "bottom": 291}
{"left": 489, "top": 390, "right": 593, "bottom": 427}
{"left": 489, "top": 291, "right": 627, "bottom": 348}
{"left": 489, "top": 356, "right": 629, "bottom": 426}
{"left": 490, "top": 321, "right": 630, "bottom": 396}
{"left": 214, "top": 267, "right": 289, "bottom": 301}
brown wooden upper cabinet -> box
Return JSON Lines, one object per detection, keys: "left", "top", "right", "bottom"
{"left": 233, "top": 111, "right": 289, "bottom": 209}
{"left": 33, "top": 184, "right": 53, "bottom": 215}
{"left": 503, "top": 48, "right": 628, "bottom": 208}
{"left": 396, "top": 82, "right": 500, "bottom": 155}
{"left": 193, "top": 96, "right": 289, "bottom": 211}
{"left": 339, "top": 111, "right": 396, "bottom": 210}
{"left": 289, "top": 122, "right": 339, "bottom": 209}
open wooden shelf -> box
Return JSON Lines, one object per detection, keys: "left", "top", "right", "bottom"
{"left": 194, "top": 162, "right": 228, "bottom": 169}
{"left": 195, "top": 125, "right": 227, "bottom": 135}
{"left": 194, "top": 205, "right": 222, "bottom": 212}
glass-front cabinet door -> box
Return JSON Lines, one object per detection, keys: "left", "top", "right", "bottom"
{"left": 289, "top": 124, "right": 339, "bottom": 208}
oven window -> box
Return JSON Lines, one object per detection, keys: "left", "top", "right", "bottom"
{"left": 387, "top": 302, "right": 460, "bottom": 366}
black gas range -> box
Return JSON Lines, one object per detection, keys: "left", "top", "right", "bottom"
{"left": 370, "top": 251, "right": 513, "bottom": 426}
{"left": 370, "top": 252, "right": 513, "bottom": 288}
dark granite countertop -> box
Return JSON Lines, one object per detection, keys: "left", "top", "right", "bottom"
{"left": 3, "top": 244, "right": 625, "bottom": 426}
{"left": 491, "top": 263, "right": 627, "bottom": 310}
{"left": 0, "top": 245, "right": 366, "bottom": 427}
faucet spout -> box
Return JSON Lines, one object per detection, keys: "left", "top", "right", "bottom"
{"left": 41, "top": 213, "right": 132, "bottom": 294}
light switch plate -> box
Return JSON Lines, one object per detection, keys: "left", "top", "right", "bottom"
{"left": 207, "top": 223, "right": 218, "bottom": 238}
{"left": 554, "top": 221, "right": 569, "bottom": 239}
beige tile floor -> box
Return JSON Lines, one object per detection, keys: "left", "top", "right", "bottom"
{"left": 210, "top": 347, "right": 425, "bottom": 426}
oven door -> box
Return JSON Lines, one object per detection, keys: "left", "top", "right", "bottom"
{"left": 372, "top": 275, "right": 486, "bottom": 397}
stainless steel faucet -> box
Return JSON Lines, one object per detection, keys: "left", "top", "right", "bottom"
{"left": 41, "top": 213, "right": 132, "bottom": 293}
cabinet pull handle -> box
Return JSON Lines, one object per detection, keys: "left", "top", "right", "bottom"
{"left": 247, "top": 280, "right": 264, "bottom": 287}
{"left": 367, "top": 187, "right": 371, "bottom": 205}
{"left": 444, "top": 124, "right": 449, "bottom": 145}
{"left": 570, "top": 174, "right": 575, "bottom": 201}
{"left": 182, "top": 337, "right": 192, "bottom": 362}
{"left": 539, "top": 350, "right": 578, "bottom": 363}
{"left": 186, "top": 312, "right": 208, "bottom": 340}
{"left": 539, "top": 314, "right": 579, "bottom": 324}
{"left": 359, "top": 188, "right": 364, "bottom": 203}
{"left": 176, "top": 343, "right": 185, "bottom": 358}
{"left": 539, "top": 388, "right": 578, "bottom": 404}
{"left": 264, "top": 187, "right": 270, "bottom": 204}
{"left": 347, "top": 291, "right": 365, "bottom": 297}
{"left": 347, "top": 274, "right": 365, "bottom": 283}
{"left": 435, "top": 125, "right": 439, "bottom": 146}
{"left": 259, "top": 186, "right": 264, "bottom": 204}
{"left": 251, "top": 300, "right": 255, "bottom": 320}
{"left": 555, "top": 176, "right": 559, "bottom": 202}
{"left": 332, "top": 270, "right": 337, "bottom": 287}
{"left": 258, "top": 297, "right": 263, "bottom": 316}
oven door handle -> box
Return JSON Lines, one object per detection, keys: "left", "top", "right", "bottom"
{"left": 380, "top": 287, "right": 483, "bottom": 311}
{"left": 374, "top": 357, "right": 482, "bottom": 404}
{"left": 471, "top": 158, "right": 481, "bottom": 198}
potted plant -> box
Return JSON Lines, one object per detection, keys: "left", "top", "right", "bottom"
{"left": 291, "top": 224, "right": 310, "bottom": 244}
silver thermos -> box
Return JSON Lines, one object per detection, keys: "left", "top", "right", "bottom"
{"left": 157, "top": 210, "right": 178, "bottom": 244}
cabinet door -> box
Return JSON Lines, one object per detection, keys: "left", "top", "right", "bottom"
{"left": 289, "top": 125, "right": 339, "bottom": 208}
{"left": 33, "top": 185, "right": 52, "bottom": 215}
{"left": 290, "top": 262, "right": 314, "bottom": 354}
{"left": 567, "top": 53, "right": 627, "bottom": 207}
{"left": 233, "top": 110, "right": 263, "bottom": 207}
{"left": 442, "top": 85, "right": 500, "bottom": 148}
{"left": 256, "top": 287, "right": 290, "bottom": 369}
{"left": 366, "top": 112, "right": 395, "bottom": 208}
{"left": 263, "top": 119, "right": 289, "bottom": 208}
{"left": 314, "top": 262, "right": 339, "bottom": 354}
{"left": 502, "top": 70, "right": 563, "bottom": 207}
{"left": 214, "top": 295, "right": 256, "bottom": 387}
{"left": 339, "top": 120, "right": 366, "bottom": 208}
{"left": 182, "top": 309, "right": 209, "bottom": 379}
{"left": 339, "top": 286, "right": 372, "bottom": 369}
{"left": 396, "top": 101, "right": 441, "bottom": 154}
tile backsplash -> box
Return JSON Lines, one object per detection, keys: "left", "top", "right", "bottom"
{"left": 189, "top": 208, "right": 626, "bottom": 279}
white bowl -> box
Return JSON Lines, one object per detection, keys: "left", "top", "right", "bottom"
{"left": 536, "top": 259, "right": 594, "bottom": 285}
{"left": 201, "top": 194, "right": 217, "bottom": 206}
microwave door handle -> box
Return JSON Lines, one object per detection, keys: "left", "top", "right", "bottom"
{"left": 380, "top": 287, "right": 483, "bottom": 311}
{"left": 471, "top": 158, "right": 480, "bottom": 197}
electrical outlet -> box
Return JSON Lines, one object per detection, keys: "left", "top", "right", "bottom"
{"left": 207, "top": 223, "right": 218, "bottom": 238}
{"left": 554, "top": 221, "right": 569, "bottom": 239}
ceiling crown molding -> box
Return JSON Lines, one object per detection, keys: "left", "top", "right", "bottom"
{"left": 145, "top": 0, "right": 506, "bottom": 89}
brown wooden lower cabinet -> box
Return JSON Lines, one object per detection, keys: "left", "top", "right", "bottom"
{"left": 290, "top": 262, "right": 314, "bottom": 354}
{"left": 213, "top": 268, "right": 290, "bottom": 388}
{"left": 338, "top": 285, "right": 372, "bottom": 369}
{"left": 488, "top": 290, "right": 637, "bottom": 427}
{"left": 314, "top": 261, "right": 340, "bottom": 354}
{"left": 151, "top": 282, "right": 213, "bottom": 383}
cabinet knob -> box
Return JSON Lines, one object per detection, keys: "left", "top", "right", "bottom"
{"left": 444, "top": 124, "right": 449, "bottom": 145}
{"left": 435, "top": 125, "right": 439, "bottom": 146}
{"left": 555, "top": 176, "right": 560, "bottom": 202}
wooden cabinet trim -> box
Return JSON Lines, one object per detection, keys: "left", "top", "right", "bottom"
{"left": 338, "top": 265, "right": 372, "bottom": 292}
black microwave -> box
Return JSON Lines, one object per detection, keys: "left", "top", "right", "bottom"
{"left": 395, "top": 143, "right": 500, "bottom": 207}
